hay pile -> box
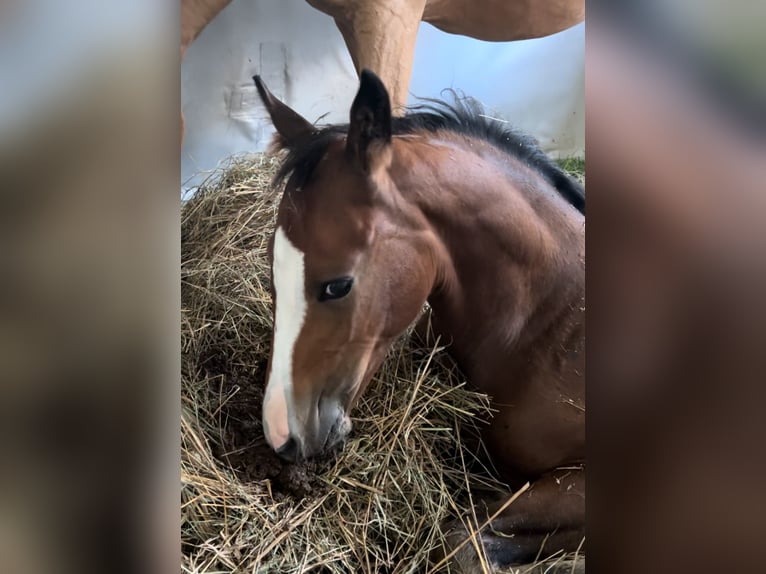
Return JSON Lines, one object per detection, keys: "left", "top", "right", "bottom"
{"left": 181, "top": 155, "right": 510, "bottom": 573}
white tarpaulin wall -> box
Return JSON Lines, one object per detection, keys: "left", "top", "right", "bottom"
{"left": 181, "top": 0, "right": 584, "bottom": 196}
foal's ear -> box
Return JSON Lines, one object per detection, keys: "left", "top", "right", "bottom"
{"left": 253, "top": 75, "right": 313, "bottom": 147}
{"left": 346, "top": 69, "right": 392, "bottom": 172}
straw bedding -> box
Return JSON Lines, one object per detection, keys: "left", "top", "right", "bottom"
{"left": 181, "top": 154, "right": 585, "bottom": 573}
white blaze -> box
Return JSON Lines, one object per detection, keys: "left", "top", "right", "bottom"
{"left": 262, "top": 226, "right": 307, "bottom": 450}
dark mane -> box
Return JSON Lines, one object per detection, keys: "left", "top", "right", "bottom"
{"left": 273, "top": 95, "right": 585, "bottom": 214}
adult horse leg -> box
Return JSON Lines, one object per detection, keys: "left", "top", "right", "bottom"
{"left": 440, "top": 468, "right": 585, "bottom": 572}
{"left": 307, "top": 0, "right": 426, "bottom": 110}
{"left": 181, "top": 0, "right": 234, "bottom": 57}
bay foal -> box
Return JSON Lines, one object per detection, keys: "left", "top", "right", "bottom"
{"left": 257, "top": 70, "right": 585, "bottom": 569}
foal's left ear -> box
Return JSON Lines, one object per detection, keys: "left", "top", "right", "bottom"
{"left": 253, "top": 75, "right": 314, "bottom": 148}
{"left": 346, "top": 69, "right": 392, "bottom": 172}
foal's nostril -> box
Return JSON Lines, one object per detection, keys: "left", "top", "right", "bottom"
{"left": 275, "top": 436, "right": 300, "bottom": 462}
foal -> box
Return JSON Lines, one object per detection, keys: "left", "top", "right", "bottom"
{"left": 256, "top": 70, "right": 585, "bottom": 568}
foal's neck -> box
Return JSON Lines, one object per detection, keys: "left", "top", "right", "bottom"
{"left": 391, "top": 136, "right": 585, "bottom": 370}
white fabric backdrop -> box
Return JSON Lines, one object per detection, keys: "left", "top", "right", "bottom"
{"left": 181, "top": 0, "right": 584, "bottom": 196}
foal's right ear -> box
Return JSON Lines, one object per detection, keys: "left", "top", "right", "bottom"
{"left": 253, "top": 75, "right": 313, "bottom": 147}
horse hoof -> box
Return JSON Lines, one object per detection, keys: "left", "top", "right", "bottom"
{"left": 432, "top": 521, "right": 497, "bottom": 573}
{"left": 435, "top": 521, "right": 586, "bottom": 573}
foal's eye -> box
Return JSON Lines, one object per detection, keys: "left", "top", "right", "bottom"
{"left": 319, "top": 277, "right": 353, "bottom": 301}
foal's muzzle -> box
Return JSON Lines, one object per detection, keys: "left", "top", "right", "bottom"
{"left": 273, "top": 397, "right": 352, "bottom": 462}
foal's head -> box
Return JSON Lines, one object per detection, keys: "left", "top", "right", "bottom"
{"left": 256, "top": 71, "right": 435, "bottom": 461}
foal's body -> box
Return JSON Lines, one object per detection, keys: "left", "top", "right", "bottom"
{"left": 394, "top": 134, "right": 585, "bottom": 472}
{"left": 256, "top": 72, "right": 585, "bottom": 569}
{"left": 390, "top": 133, "right": 586, "bottom": 565}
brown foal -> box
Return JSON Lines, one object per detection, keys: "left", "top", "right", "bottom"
{"left": 257, "top": 70, "right": 585, "bottom": 569}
